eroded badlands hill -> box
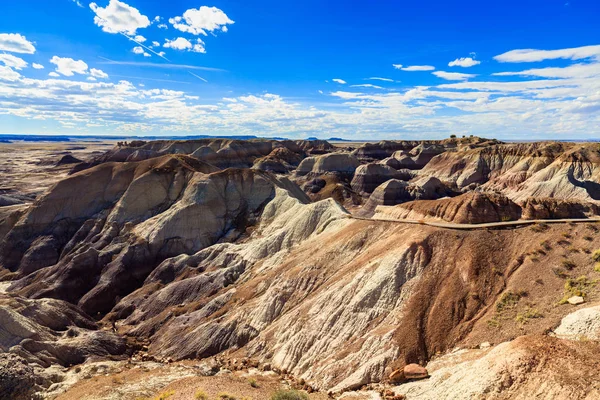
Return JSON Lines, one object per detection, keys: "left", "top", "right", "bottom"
{"left": 2, "top": 137, "right": 600, "bottom": 400}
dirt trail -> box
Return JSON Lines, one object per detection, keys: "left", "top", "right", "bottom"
{"left": 351, "top": 215, "right": 600, "bottom": 230}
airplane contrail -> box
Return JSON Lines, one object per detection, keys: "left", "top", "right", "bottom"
{"left": 97, "top": 57, "right": 224, "bottom": 72}
{"left": 187, "top": 71, "right": 208, "bottom": 83}
{"left": 120, "top": 32, "right": 171, "bottom": 62}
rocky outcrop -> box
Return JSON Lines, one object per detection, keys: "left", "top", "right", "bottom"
{"left": 253, "top": 147, "right": 304, "bottom": 173}
{"left": 71, "top": 139, "right": 314, "bottom": 174}
{"left": 352, "top": 141, "right": 423, "bottom": 161}
{"left": 294, "top": 139, "right": 334, "bottom": 155}
{"left": 554, "top": 305, "right": 600, "bottom": 340}
{"left": 419, "top": 142, "right": 600, "bottom": 205}
{"left": 351, "top": 164, "right": 412, "bottom": 195}
{"left": 358, "top": 180, "right": 414, "bottom": 217}
{"left": 0, "top": 353, "right": 41, "bottom": 400}
{"left": 0, "top": 206, "right": 26, "bottom": 243}
{"left": 392, "top": 144, "right": 446, "bottom": 170}
{"left": 395, "top": 335, "right": 600, "bottom": 399}
{"left": 295, "top": 153, "right": 360, "bottom": 177}
{"left": 0, "top": 294, "right": 126, "bottom": 367}
{"left": 359, "top": 177, "right": 455, "bottom": 217}
{"left": 521, "top": 198, "right": 600, "bottom": 219}
{"left": 375, "top": 192, "right": 522, "bottom": 224}
{"left": 352, "top": 137, "right": 499, "bottom": 162}
{"left": 2, "top": 155, "right": 309, "bottom": 316}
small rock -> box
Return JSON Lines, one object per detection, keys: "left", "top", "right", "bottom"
{"left": 567, "top": 296, "right": 585, "bottom": 305}
{"left": 216, "top": 368, "right": 231, "bottom": 376}
{"left": 389, "top": 368, "right": 405, "bottom": 383}
{"left": 479, "top": 342, "right": 491, "bottom": 349}
{"left": 403, "top": 364, "right": 428, "bottom": 380}
{"left": 261, "top": 362, "right": 271, "bottom": 371}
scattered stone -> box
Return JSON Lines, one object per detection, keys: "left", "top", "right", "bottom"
{"left": 403, "top": 364, "right": 429, "bottom": 380}
{"left": 389, "top": 368, "right": 405, "bottom": 384}
{"left": 567, "top": 296, "right": 585, "bottom": 305}
{"left": 479, "top": 342, "right": 491, "bottom": 349}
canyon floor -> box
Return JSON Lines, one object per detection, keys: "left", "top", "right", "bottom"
{"left": 2, "top": 137, "right": 600, "bottom": 399}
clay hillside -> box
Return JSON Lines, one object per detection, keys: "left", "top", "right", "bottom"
{"left": 2, "top": 137, "right": 600, "bottom": 400}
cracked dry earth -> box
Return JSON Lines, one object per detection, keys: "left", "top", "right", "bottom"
{"left": 2, "top": 137, "right": 600, "bottom": 399}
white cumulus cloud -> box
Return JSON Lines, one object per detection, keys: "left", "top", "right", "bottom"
{"left": 0, "top": 33, "right": 36, "bottom": 54}
{"left": 50, "top": 56, "right": 89, "bottom": 76}
{"left": 164, "top": 37, "right": 205, "bottom": 53}
{"left": 90, "top": 0, "right": 151, "bottom": 35}
{"left": 169, "top": 6, "right": 234, "bottom": 36}
{"left": 0, "top": 65, "right": 21, "bottom": 81}
{"left": 0, "top": 54, "right": 28, "bottom": 70}
{"left": 133, "top": 35, "right": 146, "bottom": 42}
{"left": 48, "top": 71, "right": 60, "bottom": 77}
{"left": 448, "top": 57, "right": 480, "bottom": 67}
{"left": 432, "top": 71, "right": 476, "bottom": 81}
{"left": 90, "top": 68, "right": 108, "bottom": 79}
{"left": 494, "top": 44, "right": 600, "bottom": 63}
{"left": 32, "top": 63, "right": 44, "bottom": 69}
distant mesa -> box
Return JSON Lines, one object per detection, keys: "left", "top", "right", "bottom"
{"left": 55, "top": 154, "right": 83, "bottom": 166}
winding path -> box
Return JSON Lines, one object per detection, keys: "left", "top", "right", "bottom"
{"left": 348, "top": 215, "right": 600, "bottom": 230}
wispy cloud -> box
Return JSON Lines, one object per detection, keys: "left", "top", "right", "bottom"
{"left": 110, "top": 74, "right": 192, "bottom": 84}
{"left": 393, "top": 64, "right": 435, "bottom": 71}
{"left": 494, "top": 44, "right": 600, "bottom": 63}
{"left": 432, "top": 71, "right": 476, "bottom": 81}
{"left": 350, "top": 84, "right": 383, "bottom": 89}
{"left": 366, "top": 77, "right": 394, "bottom": 82}
{"left": 332, "top": 78, "right": 347, "bottom": 84}
{"left": 98, "top": 57, "right": 226, "bottom": 72}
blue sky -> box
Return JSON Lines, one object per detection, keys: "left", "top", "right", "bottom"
{"left": 0, "top": 0, "right": 599, "bottom": 139}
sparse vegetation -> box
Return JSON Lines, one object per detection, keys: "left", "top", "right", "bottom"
{"left": 138, "top": 391, "right": 174, "bottom": 400}
{"left": 561, "top": 259, "right": 577, "bottom": 270}
{"left": 592, "top": 249, "right": 600, "bottom": 262}
{"left": 218, "top": 393, "right": 238, "bottom": 400}
{"left": 531, "top": 223, "right": 549, "bottom": 232}
{"left": 134, "top": 391, "right": 176, "bottom": 400}
{"left": 540, "top": 240, "right": 552, "bottom": 250}
{"left": 559, "top": 276, "right": 597, "bottom": 304}
{"left": 248, "top": 378, "right": 259, "bottom": 388}
{"left": 487, "top": 316, "right": 501, "bottom": 328}
{"left": 496, "top": 291, "right": 525, "bottom": 312}
{"left": 195, "top": 390, "right": 209, "bottom": 400}
{"left": 515, "top": 308, "right": 543, "bottom": 324}
{"left": 271, "top": 390, "right": 309, "bottom": 400}
{"left": 552, "top": 267, "right": 569, "bottom": 279}
{"left": 583, "top": 235, "right": 593, "bottom": 241}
